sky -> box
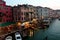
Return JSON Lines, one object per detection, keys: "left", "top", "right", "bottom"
{"left": 4, "top": 0, "right": 60, "bottom": 10}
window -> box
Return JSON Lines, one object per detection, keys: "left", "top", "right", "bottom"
{"left": 24, "top": 7, "right": 26, "bottom": 10}
{"left": 0, "top": 18, "right": 2, "bottom": 22}
{"left": 10, "top": 12, "right": 12, "bottom": 14}
{"left": 7, "top": 20, "right": 9, "bottom": 22}
{"left": 45, "top": 9, "right": 47, "bottom": 11}
{"left": 18, "top": 17, "right": 20, "bottom": 20}
{"left": 6, "top": 8, "right": 8, "bottom": 10}
{"left": 0, "top": 6, "right": 2, "bottom": 10}
{"left": 22, "top": 17, "right": 23, "bottom": 20}
{"left": 34, "top": 10, "right": 36, "bottom": 12}
{"left": 0, "top": 12, "right": 4, "bottom": 17}
{"left": 16, "top": 18, "right": 17, "bottom": 21}
{"left": 26, "top": 13, "right": 29, "bottom": 16}
{"left": 6, "top": 11, "right": 8, "bottom": 13}
{"left": 18, "top": 12, "right": 20, "bottom": 15}
{"left": 24, "top": 17, "right": 26, "bottom": 20}
{"left": 41, "top": 9, "right": 42, "bottom": 11}
{"left": 37, "top": 10, "right": 38, "bottom": 12}
{"left": 9, "top": 16, "right": 11, "bottom": 17}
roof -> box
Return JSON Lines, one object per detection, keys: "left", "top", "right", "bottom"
{"left": 0, "top": 22, "right": 15, "bottom": 27}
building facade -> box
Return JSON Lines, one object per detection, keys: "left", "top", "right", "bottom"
{"left": 13, "top": 4, "right": 36, "bottom": 22}
{"left": 36, "top": 7, "right": 50, "bottom": 19}
{"left": 36, "top": 6, "right": 43, "bottom": 19}
{"left": 0, "top": 0, "right": 12, "bottom": 23}
{"left": 36, "top": 6, "right": 56, "bottom": 19}
{"left": 56, "top": 10, "right": 60, "bottom": 17}
{"left": 42, "top": 7, "right": 50, "bottom": 18}
{"left": 0, "top": 0, "right": 58, "bottom": 23}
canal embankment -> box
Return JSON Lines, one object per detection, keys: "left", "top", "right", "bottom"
{"left": 25, "top": 19, "right": 60, "bottom": 40}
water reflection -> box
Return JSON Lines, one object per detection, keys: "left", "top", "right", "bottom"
{"left": 47, "top": 19, "right": 60, "bottom": 40}
{"left": 26, "top": 19, "right": 60, "bottom": 40}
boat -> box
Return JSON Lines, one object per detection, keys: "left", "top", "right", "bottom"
{"left": 42, "top": 19, "right": 50, "bottom": 27}
{"left": 59, "top": 18, "right": 60, "bottom": 20}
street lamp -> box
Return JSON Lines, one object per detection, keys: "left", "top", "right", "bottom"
{"left": 16, "top": 22, "right": 21, "bottom": 30}
{"left": 17, "top": 22, "right": 21, "bottom": 26}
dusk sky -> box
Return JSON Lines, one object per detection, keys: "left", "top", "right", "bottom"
{"left": 4, "top": 0, "right": 60, "bottom": 10}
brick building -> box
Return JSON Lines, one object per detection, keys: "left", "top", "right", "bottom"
{"left": 0, "top": 0, "right": 12, "bottom": 23}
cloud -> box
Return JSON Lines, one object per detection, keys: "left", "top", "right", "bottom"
{"left": 4, "top": 0, "right": 60, "bottom": 9}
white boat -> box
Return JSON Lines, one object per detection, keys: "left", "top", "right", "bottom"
{"left": 5, "top": 36, "right": 12, "bottom": 40}
{"left": 15, "top": 32, "right": 22, "bottom": 40}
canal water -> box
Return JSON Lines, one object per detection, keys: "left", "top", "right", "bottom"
{"left": 26, "top": 19, "right": 60, "bottom": 40}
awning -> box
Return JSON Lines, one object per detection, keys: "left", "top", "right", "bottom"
{"left": 0, "top": 22, "right": 15, "bottom": 27}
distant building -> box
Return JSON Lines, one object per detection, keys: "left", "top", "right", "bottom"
{"left": 0, "top": 0, "right": 12, "bottom": 23}
{"left": 42, "top": 7, "right": 50, "bottom": 18}
{"left": 36, "top": 6, "right": 56, "bottom": 19}
{"left": 13, "top": 4, "right": 36, "bottom": 22}
{"left": 56, "top": 10, "right": 60, "bottom": 17}
{"left": 36, "top": 6, "right": 43, "bottom": 19}
{"left": 36, "top": 7, "right": 50, "bottom": 19}
{"left": 0, "top": 0, "right": 58, "bottom": 24}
